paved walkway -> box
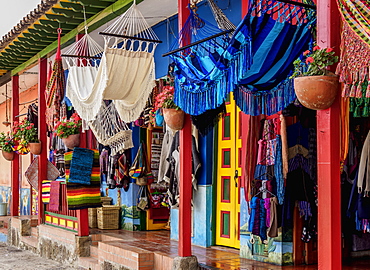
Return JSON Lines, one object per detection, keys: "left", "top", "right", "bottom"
{"left": 0, "top": 242, "right": 83, "bottom": 270}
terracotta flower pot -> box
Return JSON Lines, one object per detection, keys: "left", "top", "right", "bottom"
{"left": 294, "top": 75, "right": 339, "bottom": 110}
{"left": 62, "top": 133, "right": 80, "bottom": 149}
{"left": 2, "top": 150, "right": 14, "bottom": 161}
{"left": 28, "top": 142, "right": 42, "bottom": 155}
{"left": 162, "top": 108, "right": 185, "bottom": 130}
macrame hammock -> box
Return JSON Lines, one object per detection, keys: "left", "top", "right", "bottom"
{"left": 64, "top": 26, "right": 134, "bottom": 154}
{"left": 82, "top": 0, "right": 160, "bottom": 123}
{"left": 165, "top": 2, "right": 235, "bottom": 116}
{"left": 226, "top": 0, "right": 316, "bottom": 116}
{"left": 336, "top": 0, "right": 370, "bottom": 99}
{"left": 89, "top": 102, "right": 133, "bottom": 156}
{"left": 64, "top": 26, "right": 104, "bottom": 121}
{"left": 45, "top": 28, "right": 65, "bottom": 127}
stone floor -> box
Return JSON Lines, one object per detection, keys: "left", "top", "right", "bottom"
{"left": 0, "top": 242, "right": 82, "bottom": 270}
{"left": 89, "top": 229, "right": 370, "bottom": 270}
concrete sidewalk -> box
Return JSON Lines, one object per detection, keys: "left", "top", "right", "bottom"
{"left": 0, "top": 242, "right": 83, "bottom": 270}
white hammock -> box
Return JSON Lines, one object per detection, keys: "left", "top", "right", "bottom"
{"left": 91, "top": 1, "right": 160, "bottom": 122}
{"left": 89, "top": 102, "right": 133, "bottom": 156}
{"left": 64, "top": 32, "right": 104, "bottom": 121}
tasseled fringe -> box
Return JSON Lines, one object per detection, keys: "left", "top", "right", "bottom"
{"left": 336, "top": 23, "right": 370, "bottom": 98}
{"left": 233, "top": 79, "right": 295, "bottom": 116}
{"left": 173, "top": 73, "right": 232, "bottom": 116}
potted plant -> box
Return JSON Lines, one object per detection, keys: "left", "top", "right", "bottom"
{"left": 54, "top": 112, "right": 82, "bottom": 149}
{"left": 13, "top": 120, "right": 41, "bottom": 155}
{"left": 0, "top": 132, "right": 15, "bottom": 161}
{"left": 154, "top": 86, "right": 184, "bottom": 130}
{"left": 290, "top": 45, "right": 339, "bottom": 110}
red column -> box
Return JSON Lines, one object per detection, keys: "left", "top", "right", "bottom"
{"left": 75, "top": 33, "right": 90, "bottom": 237}
{"left": 38, "top": 58, "right": 48, "bottom": 224}
{"left": 178, "top": 0, "right": 192, "bottom": 258}
{"left": 316, "top": 0, "right": 342, "bottom": 269}
{"left": 10, "top": 76, "right": 20, "bottom": 216}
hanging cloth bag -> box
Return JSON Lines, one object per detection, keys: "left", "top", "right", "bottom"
{"left": 129, "top": 144, "right": 145, "bottom": 179}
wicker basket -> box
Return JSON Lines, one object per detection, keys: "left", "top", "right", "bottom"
{"left": 97, "top": 205, "right": 120, "bottom": 230}
{"left": 88, "top": 208, "right": 98, "bottom": 228}
{"left": 101, "top": 196, "right": 112, "bottom": 205}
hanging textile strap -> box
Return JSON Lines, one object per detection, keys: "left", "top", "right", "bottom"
{"left": 169, "top": 5, "right": 234, "bottom": 115}
{"left": 336, "top": 0, "right": 370, "bottom": 98}
{"left": 225, "top": 0, "right": 316, "bottom": 116}
{"left": 207, "top": 0, "right": 235, "bottom": 31}
{"left": 45, "top": 28, "right": 65, "bottom": 130}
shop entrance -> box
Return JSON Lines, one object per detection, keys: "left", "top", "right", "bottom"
{"left": 215, "top": 94, "right": 242, "bottom": 249}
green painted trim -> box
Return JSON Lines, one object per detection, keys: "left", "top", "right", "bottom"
{"left": 44, "top": 223, "right": 78, "bottom": 233}
{"left": 11, "top": 0, "right": 135, "bottom": 75}
{"left": 45, "top": 211, "right": 78, "bottom": 221}
{"left": 211, "top": 122, "right": 219, "bottom": 246}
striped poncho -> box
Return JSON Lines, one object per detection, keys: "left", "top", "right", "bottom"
{"left": 65, "top": 149, "right": 102, "bottom": 210}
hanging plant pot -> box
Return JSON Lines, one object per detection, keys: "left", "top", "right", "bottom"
{"left": 62, "top": 133, "right": 80, "bottom": 149}
{"left": 2, "top": 151, "right": 14, "bottom": 161}
{"left": 294, "top": 75, "right": 339, "bottom": 110}
{"left": 162, "top": 108, "right": 185, "bottom": 130}
{"left": 28, "top": 142, "right": 42, "bottom": 155}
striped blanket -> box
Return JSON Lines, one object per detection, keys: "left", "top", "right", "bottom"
{"left": 336, "top": 0, "right": 370, "bottom": 97}
{"left": 65, "top": 149, "right": 101, "bottom": 210}
{"left": 41, "top": 180, "right": 51, "bottom": 204}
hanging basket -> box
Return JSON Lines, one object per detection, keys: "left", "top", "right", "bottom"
{"left": 162, "top": 108, "right": 185, "bottom": 130}
{"left": 294, "top": 75, "right": 339, "bottom": 110}
{"left": 62, "top": 133, "right": 80, "bottom": 149}
{"left": 28, "top": 142, "right": 42, "bottom": 155}
{"left": 2, "top": 151, "right": 14, "bottom": 161}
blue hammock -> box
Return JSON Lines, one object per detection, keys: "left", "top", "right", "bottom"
{"left": 169, "top": 6, "right": 234, "bottom": 116}
{"left": 225, "top": 0, "right": 316, "bottom": 116}
{"left": 169, "top": 0, "right": 315, "bottom": 116}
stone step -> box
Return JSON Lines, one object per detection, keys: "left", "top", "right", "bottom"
{"left": 90, "top": 245, "right": 99, "bottom": 259}
{"left": 98, "top": 241, "right": 154, "bottom": 270}
{"left": 21, "top": 235, "right": 38, "bottom": 250}
{"left": 31, "top": 227, "right": 38, "bottom": 238}
{"left": 79, "top": 257, "right": 100, "bottom": 270}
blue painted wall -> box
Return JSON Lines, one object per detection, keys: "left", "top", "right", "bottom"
{"left": 168, "top": 0, "right": 242, "bottom": 247}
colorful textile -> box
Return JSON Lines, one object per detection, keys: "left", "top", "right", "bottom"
{"left": 169, "top": 8, "right": 233, "bottom": 116}
{"left": 337, "top": 0, "right": 370, "bottom": 97}
{"left": 68, "top": 147, "right": 94, "bottom": 185}
{"left": 41, "top": 180, "right": 51, "bottom": 204}
{"left": 225, "top": 0, "right": 315, "bottom": 116}
{"left": 49, "top": 181, "right": 61, "bottom": 211}
{"left": 65, "top": 149, "right": 101, "bottom": 210}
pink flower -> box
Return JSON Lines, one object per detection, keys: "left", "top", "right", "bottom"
{"left": 303, "top": 50, "right": 310, "bottom": 56}
{"left": 326, "top": 48, "right": 333, "bottom": 53}
{"left": 306, "top": 57, "right": 314, "bottom": 64}
{"left": 313, "top": 46, "right": 321, "bottom": 51}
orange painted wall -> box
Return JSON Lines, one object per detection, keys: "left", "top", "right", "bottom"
{"left": 0, "top": 84, "right": 38, "bottom": 188}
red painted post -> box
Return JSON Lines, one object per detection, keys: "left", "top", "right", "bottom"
{"left": 38, "top": 57, "right": 48, "bottom": 224}
{"left": 178, "top": 0, "right": 192, "bottom": 258}
{"left": 75, "top": 33, "right": 90, "bottom": 237}
{"left": 10, "top": 75, "right": 20, "bottom": 216}
{"left": 316, "top": 0, "right": 342, "bottom": 269}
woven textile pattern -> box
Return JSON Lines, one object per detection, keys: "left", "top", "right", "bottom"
{"left": 49, "top": 181, "right": 61, "bottom": 211}
{"left": 337, "top": 0, "right": 370, "bottom": 97}
{"left": 68, "top": 147, "right": 94, "bottom": 185}
{"left": 41, "top": 180, "right": 51, "bottom": 204}
{"left": 65, "top": 149, "right": 101, "bottom": 210}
